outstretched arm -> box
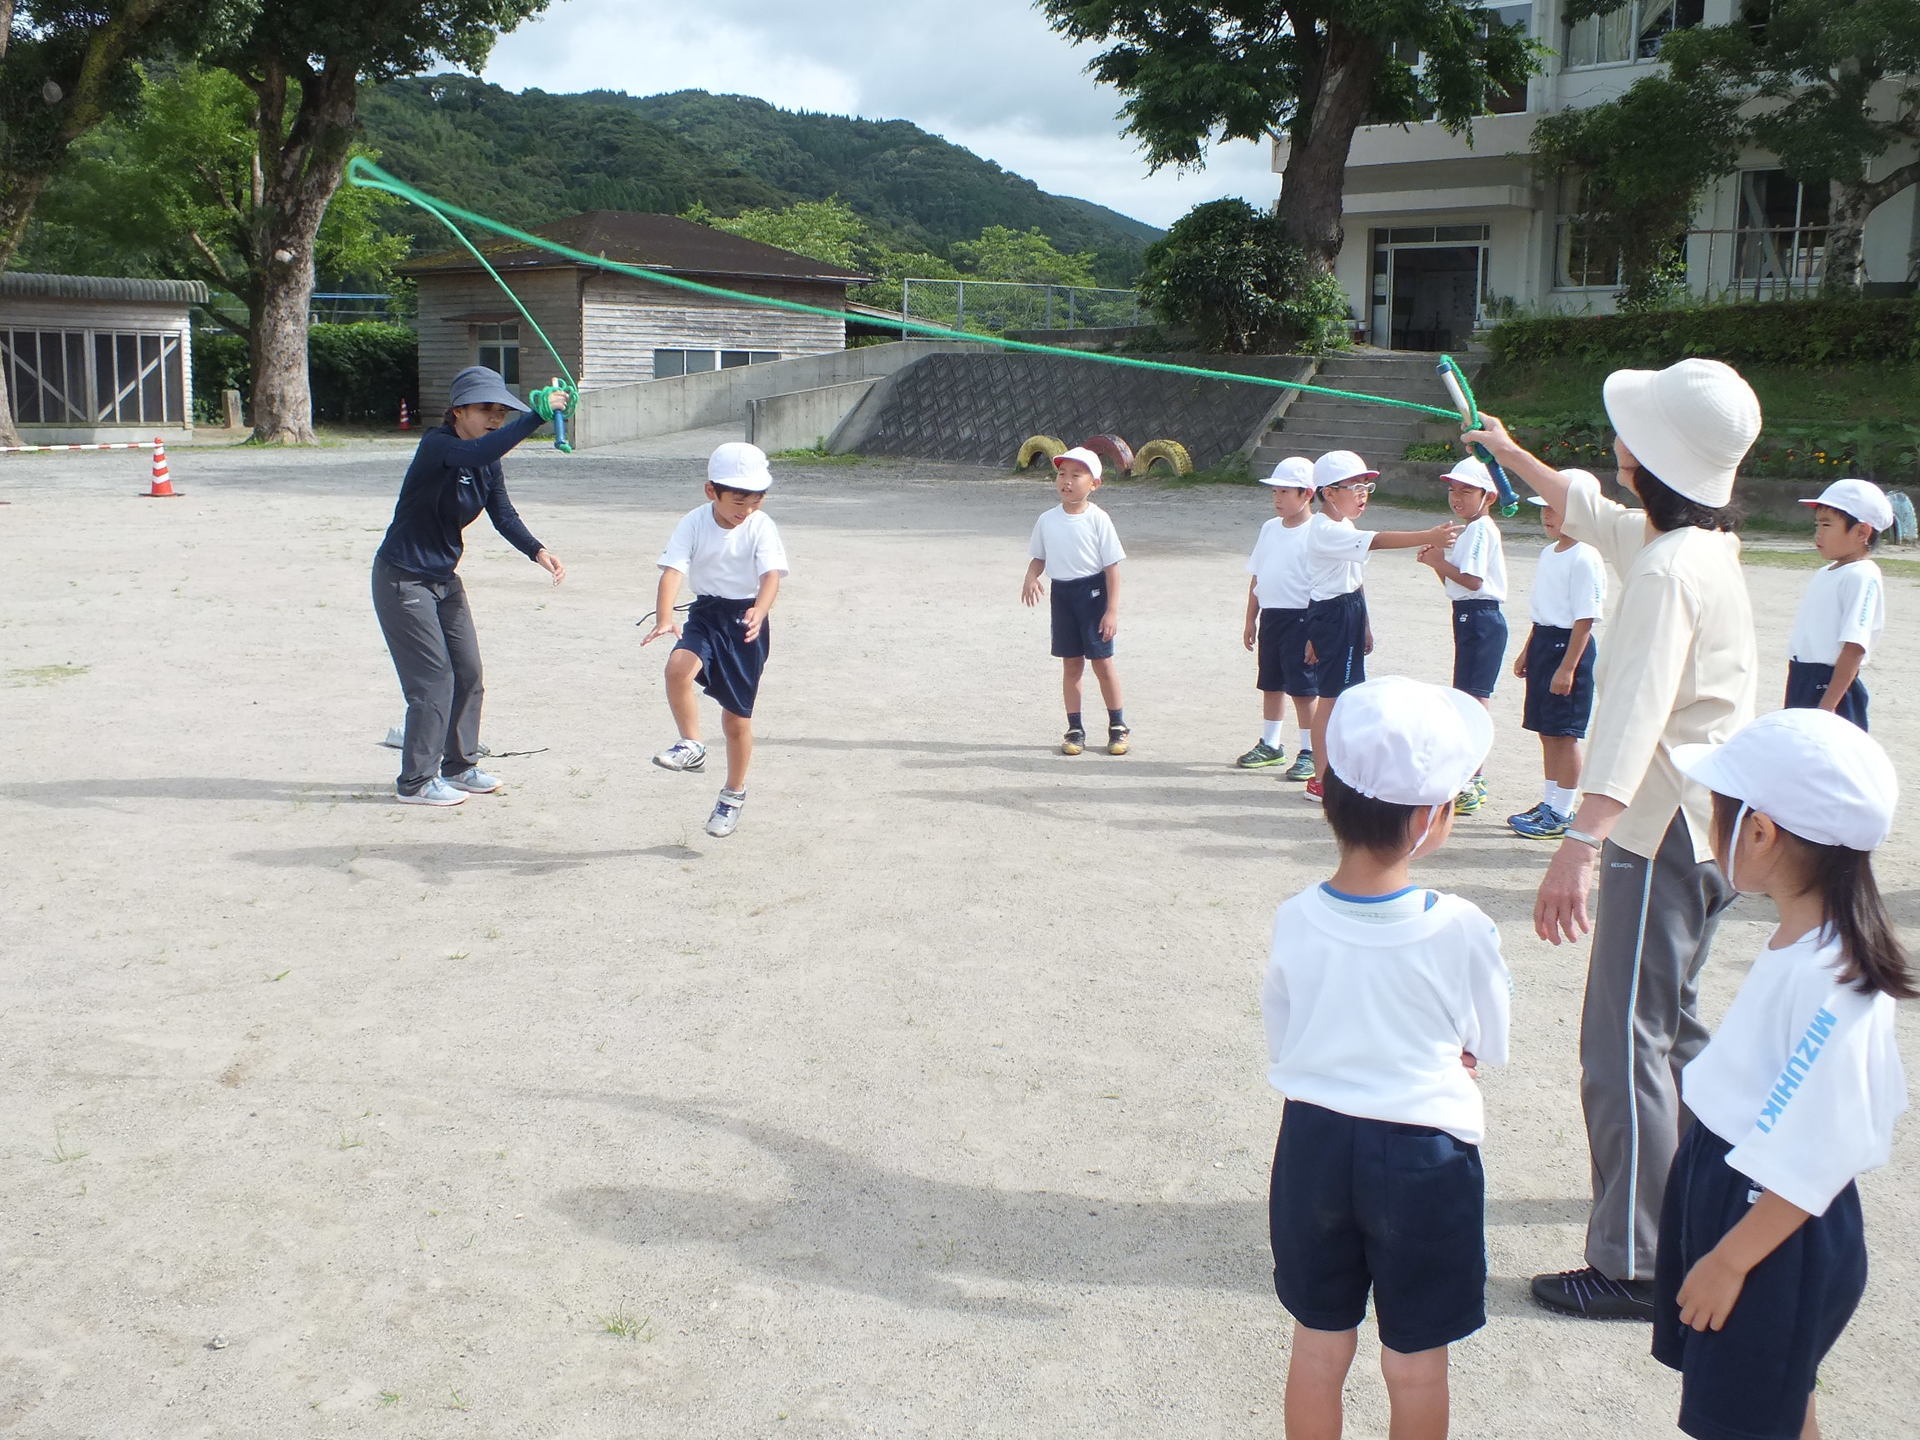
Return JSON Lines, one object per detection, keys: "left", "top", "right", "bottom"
{"left": 1462, "top": 413, "right": 1571, "bottom": 510}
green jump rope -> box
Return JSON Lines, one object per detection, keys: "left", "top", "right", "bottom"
{"left": 348, "top": 157, "right": 1505, "bottom": 475}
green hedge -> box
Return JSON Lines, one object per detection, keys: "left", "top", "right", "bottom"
{"left": 193, "top": 322, "right": 419, "bottom": 425}
{"left": 1489, "top": 299, "right": 1920, "bottom": 368}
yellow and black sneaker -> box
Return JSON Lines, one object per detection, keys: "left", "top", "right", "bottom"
{"left": 1061, "top": 728, "right": 1086, "bottom": 756}
{"left": 1107, "top": 725, "right": 1131, "bottom": 756}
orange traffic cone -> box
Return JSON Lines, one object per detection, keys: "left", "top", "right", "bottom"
{"left": 141, "top": 438, "right": 179, "bottom": 498}
{"left": 399, "top": 398, "right": 411, "bottom": 431}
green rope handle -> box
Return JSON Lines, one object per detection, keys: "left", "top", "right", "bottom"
{"left": 348, "top": 158, "right": 1469, "bottom": 438}
{"left": 1438, "top": 353, "right": 1519, "bottom": 517}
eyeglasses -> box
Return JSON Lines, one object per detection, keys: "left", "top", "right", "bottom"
{"left": 1326, "top": 481, "right": 1376, "bottom": 496}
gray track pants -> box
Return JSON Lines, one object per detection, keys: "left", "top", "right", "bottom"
{"left": 372, "top": 558, "right": 484, "bottom": 794}
{"left": 1580, "top": 814, "right": 1736, "bottom": 1280}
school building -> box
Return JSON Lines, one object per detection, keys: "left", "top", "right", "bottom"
{"left": 1288, "top": 0, "right": 1920, "bottom": 350}
{"left": 404, "top": 211, "right": 872, "bottom": 408}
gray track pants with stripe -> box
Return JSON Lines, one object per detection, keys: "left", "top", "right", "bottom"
{"left": 1580, "top": 814, "right": 1736, "bottom": 1281}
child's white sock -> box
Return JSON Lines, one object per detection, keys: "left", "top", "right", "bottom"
{"left": 1548, "top": 782, "right": 1577, "bottom": 814}
{"left": 1299, "top": 728, "right": 1313, "bottom": 752}
{"left": 1262, "top": 720, "right": 1285, "bottom": 748}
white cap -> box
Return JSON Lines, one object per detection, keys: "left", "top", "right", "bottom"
{"left": 1260, "top": 456, "right": 1316, "bottom": 490}
{"left": 1440, "top": 455, "right": 1497, "bottom": 494}
{"left": 1800, "top": 478, "right": 1894, "bottom": 533}
{"left": 1053, "top": 446, "right": 1103, "bottom": 481}
{"left": 708, "top": 441, "right": 773, "bottom": 492}
{"left": 1672, "top": 708, "right": 1897, "bottom": 852}
{"left": 1602, "top": 358, "right": 1761, "bottom": 508}
{"left": 1313, "top": 449, "right": 1378, "bottom": 488}
{"left": 1326, "top": 676, "right": 1494, "bottom": 807}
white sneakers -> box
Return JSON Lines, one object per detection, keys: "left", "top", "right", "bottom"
{"left": 395, "top": 768, "right": 501, "bottom": 805}
{"left": 652, "top": 738, "right": 708, "bottom": 772}
{"left": 706, "top": 788, "right": 746, "bottom": 838}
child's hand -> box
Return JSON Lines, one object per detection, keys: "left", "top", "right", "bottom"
{"left": 741, "top": 606, "right": 766, "bottom": 643}
{"left": 1678, "top": 1250, "right": 1749, "bottom": 1332}
{"left": 1099, "top": 608, "right": 1118, "bottom": 642}
{"left": 1551, "top": 664, "right": 1576, "bottom": 696}
{"left": 639, "top": 621, "right": 680, "bottom": 646}
{"left": 1429, "top": 521, "right": 1463, "bottom": 547}
{"left": 1021, "top": 576, "right": 1044, "bottom": 607}
{"left": 1513, "top": 650, "right": 1529, "bottom": 679}
{"left": 1416, "top": 544, "right": 1443, "bottom": 570}
{"left": 1460, "top": 1051, "right": 1480, "bottom": 1079}
{"left": 1363, "top": 629, "right": 1374, "bottom": 656}
{"left": 1243, "top": 621, "right": 1257, "bottom": 652}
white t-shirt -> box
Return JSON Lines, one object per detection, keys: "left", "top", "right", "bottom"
{"left": 1262, "top": 885, "right": 1511, "bottom": 1145}
{"left": 1788, "top": 559, "right": 1885, "bottom": 665}
{"left": 657, "top": 505, "right": 789, "bottom": 600}
{"left": 1030, "top": 503, "right": 1125, "bottom": 581}
{"left": 1304, "top": 512, "right": 1374, "bottom": 602}
{"left": 1443, "top": 514, "right": 1507, "bottom": 603}
{"left": 1529, "top": 540, "right": 1608, "bottom": 628}
{"left": 1681, "top": 930, "right": 1907, "bottom": 1216}
{"left": 1246, "top": 515, "right": 1317, "bottom": 610}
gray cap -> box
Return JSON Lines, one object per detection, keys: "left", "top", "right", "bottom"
{"left": 448, "top": 365, "right": 529, "bottom": 413}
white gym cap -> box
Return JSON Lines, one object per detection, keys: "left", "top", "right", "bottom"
{"left": 1602, "top": 358, "right": 1761, "bottom": 509}
{"left": 1053, "top": 446, "right": 1104, "bottom": 481}
{"left": 1673, "top": 708, "right": 1897, "bottom": 852}
{"left": 1441, "top": 455, "right": 1497, "bottom": 494}
{"left": 1800, "top": 478, "right": 1894, "bottom": 534}
{"left": 1326, "top": 676, "right": 1494, "bottom": 807}
{"left": 708, "top": 441, "right": 773, "bottom": 492}
{"left": 1260, "top": 456, "right": 1316, "bottom": 490}
{"left": 1313, "top": 449, "right": 1378, "bottom": 488}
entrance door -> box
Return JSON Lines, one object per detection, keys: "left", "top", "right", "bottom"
{"left": 1388, "top": 246, "right": 1483, "bottom": 352}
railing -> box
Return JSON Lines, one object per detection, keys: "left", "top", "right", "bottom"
{"left": 899, "top": 278, "right": 1143, "bottom": 337}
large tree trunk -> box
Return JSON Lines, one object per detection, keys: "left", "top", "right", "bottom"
{"left": 1823, "top": 161, "right": 1920, "bottom": 295}
{"left": 244, "top": 60, "right": 359, "bottom": 444}
{"left": 1274, "top": 23, "right": 1383, "bottom": 276}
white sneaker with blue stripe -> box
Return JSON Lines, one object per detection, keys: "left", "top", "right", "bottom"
{"left": 652, "top": 738, "right": 707, "bottom": 772}
{"left": 705, "top": 788, "right": 746, "bottom": 837}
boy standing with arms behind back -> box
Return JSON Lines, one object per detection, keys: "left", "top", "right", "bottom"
{"left": 1023, "top": 446, "right": 1129, "bottom": 755}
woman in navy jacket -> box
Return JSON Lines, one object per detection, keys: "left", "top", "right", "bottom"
{"left": 372, "top": 365, "right": 567, "bottom": 805}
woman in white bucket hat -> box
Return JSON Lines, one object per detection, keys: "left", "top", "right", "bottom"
{"left": 1465, "top": 357, "right": 1762, "bottom": 1320}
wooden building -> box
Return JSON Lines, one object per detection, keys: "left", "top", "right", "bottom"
{"left": 0, "top": 273, "right": 207, "bottom": 442}
{"left": 404, "top": 212, "right": 871, "bottom": 409}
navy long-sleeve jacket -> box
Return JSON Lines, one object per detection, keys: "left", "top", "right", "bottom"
{"left": 375, "top": 413, "right": 546, "bottom": 581}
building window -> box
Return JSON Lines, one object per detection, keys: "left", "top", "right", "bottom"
{"left": 1733, "top": 169, "right": 1828, "bottom": 291}
{"left": 1555, "top": 178, "right": 1625, "bottom": 288}
{"left": 653, "top": 349, "right": 781, "bottom": 379}
{"left": 476, "top": 323, "right": 519, "bottom": 384}
{"left": 1565, "top": 0, "right": 1703, "bottom": 67}
{"left": 1, "top": 327, "right": 186, "bottom": 425}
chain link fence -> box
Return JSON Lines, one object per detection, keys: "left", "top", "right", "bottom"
{"left": 899, "top": 278, "right": 1143, "bottom": 336}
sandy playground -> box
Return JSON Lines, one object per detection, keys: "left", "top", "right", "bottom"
{"left": 2, "top": 428, "right": 1917, "bottom": 1440}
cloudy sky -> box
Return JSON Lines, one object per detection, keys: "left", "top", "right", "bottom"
{"left": 479, "top": 0, "right": 1277, "bottom": 231}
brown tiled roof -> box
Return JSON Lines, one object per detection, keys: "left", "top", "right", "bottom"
{"left": 402, "top": 211, "right": 870, "bottom": 285}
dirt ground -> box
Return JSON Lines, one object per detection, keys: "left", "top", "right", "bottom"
{"left": 3, "top": 429, "right": 1916, "bottom": 1440}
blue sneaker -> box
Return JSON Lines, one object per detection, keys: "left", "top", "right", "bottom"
{"left": 1506, "top": 802, "right": 1547, "bottom": 831}
{"left": 396, "top": 777, "right": 466, "bottom": 807}
{"left": 1510, "top": 803, "right": 1572, "bottom": 840}
{"left": 443, "top": 766, "right": 502, "bottom": 794}
{"left": 1282, "top": 750, "right": 1316, "bottom": 782}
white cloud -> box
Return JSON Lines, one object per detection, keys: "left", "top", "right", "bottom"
{"left": 480, "top": 0, "right": 1279, "bottom": 229}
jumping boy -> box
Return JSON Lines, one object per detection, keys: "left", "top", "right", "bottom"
{"left": 1300, "top": 449, "right": 1461, "bottom": 802}
{"left": 1023, "top": 446, "right": 1128, "bottom": 755}
{"left": 1237, "top": 455, "right": 1319, "bottom": 779}
{"left": 643, "top": 441, "right": 789, "bottom": 838}
{"left": 1785, "top": 477, "right": 1891, "bottom": 731}
{"left": 1417, "top": 456, "right": 1508, "bottom": 816}
{"left": 1508, "top": 488, "right": 1607, "bottom": 839}
{"left": 1263, "top": 675, "right": 1510, "bottom": 1440}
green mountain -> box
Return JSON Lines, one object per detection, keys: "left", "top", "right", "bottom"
{"left": 359, "top": 76, "right": 1159, "bottom": 283}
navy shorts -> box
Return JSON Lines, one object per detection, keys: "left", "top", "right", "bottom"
{"left": 1305, "top": 591, "right": 1368, "bottom": 698}
{"left": 1269, "top": 1100, "right": 1487, "bottom": 1354}
{"left": 1522, "top": 624, "right": 1598, "bottom": 737}
{"left": 675, "top": 595, "right": 770, "bottom": 718}
{"left": 1784, "top": 660, "right": 1869, "bottom": 731}
{"left": 1050, "top": 572, "right": 1115, "bottom": 660}
{"left": 1256, "top": 607, "right": 1318, "bottom": 697}
{"left": 1450, "top": 599, "right": 1507, "bottom": 700}
{"left": 1653, "top": 1124, "right": 1866, "bottom": 1440}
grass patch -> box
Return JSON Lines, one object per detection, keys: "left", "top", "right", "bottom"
{"left": 1152, "top": 459, "right": 1257, "bottom": 488}
{"left": 7, "top": 663, "right": 88, "bottom": 687}
{"left": 1743, "top": 547, "right": 1920, "bottom": 580}
{"left": 770, "top": 445, "right": 862, "bottom": 466}
{"left": 597, "top": 1311, "right": 654, "bottom": 1341}
{"left": 1478, "top": 358, "right": 1920, "bottom": 429}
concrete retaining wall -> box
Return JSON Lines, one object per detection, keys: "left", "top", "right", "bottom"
{"left": 745, "top": 379, "right": 882, "bottom": 453}
{"left": 571, "top": 340, "right": 987, "bottom": 448}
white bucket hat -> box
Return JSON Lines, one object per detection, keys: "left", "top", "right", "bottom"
{"left": 1441, "top": 456, "right": 1497, "bottom": 494}
{"left": 1801, "top": 478, "right": 1894, "bottom": 534}
{"left": 1602, "top": 358, "right": 1761, "bottom": 509}
{"left": 1326, "top": 676, "right": 1494, "bottom": 807}
{"left": 1313, "top": 449, "right": 1378, "bottom": 488}
{"left": 1052, "top": 446, "right": 1104, "bottom": 481}
{"left": 1672, "top": 708, "right": 1897, "bottom": 853}
{"left": 1260, "top": 456, "right": 1316, "bottom": 490}
{"left": 708, "top": 441, "right": 773, "bottom": 492}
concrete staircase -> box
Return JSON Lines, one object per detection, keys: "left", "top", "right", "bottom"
{"left": 1251, "top": 347, "right": 1486, "bottom": 474}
